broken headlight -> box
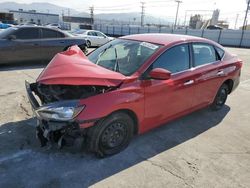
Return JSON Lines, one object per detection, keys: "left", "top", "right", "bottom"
{"left": 36, "top": 100, "right": 85, "bottom": 121}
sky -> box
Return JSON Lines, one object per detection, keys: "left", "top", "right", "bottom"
{"left": 0, "top": 0, "right": 249, "bottom": 28}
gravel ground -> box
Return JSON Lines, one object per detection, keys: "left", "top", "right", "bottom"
{"left": 0, "top": 47, "right": 250, "bottom": 188}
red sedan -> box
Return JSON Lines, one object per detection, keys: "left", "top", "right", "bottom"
{"left": 26, "top": 34, "right": 242, "bottom": 157}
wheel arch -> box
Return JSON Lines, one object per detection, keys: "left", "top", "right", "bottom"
{"left": 107, "top": 109, "right": 139, "bottom": 135}
{"left": 223, "top": 79, "right": 234, "bottom": 94}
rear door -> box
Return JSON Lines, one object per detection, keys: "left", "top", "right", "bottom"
{"left": 142, "top": 43, "right": 196, "bottom": 130}
{"left": 39, "top": 28, "right": 67, "bottom": 61}
{"left": 86, "top": 31, "right": 99, "bottom": 46}
{"left": 190, "top": 43, "right": 224, "bottom": 107}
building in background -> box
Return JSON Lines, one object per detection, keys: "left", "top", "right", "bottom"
{"left": 9, "top": 9, "right": 59, "bottom": 25}
{"left": 189, "top": 14, "right": 203, "bottom": 29}
{"left": 0, "top": 12, "right": 14, "bottom": 24}
{"left": 62, "top": 16, "right": 93, "bottom": 30}
{"left": 240, "top": 24, "right": 250, "bottom": 30}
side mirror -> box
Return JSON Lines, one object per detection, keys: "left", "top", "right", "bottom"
{"left": 149, "top": 68, "right": 171, "bottom": 80}
{"left": 8, "top": 35, "right": 16, "bottom": 40}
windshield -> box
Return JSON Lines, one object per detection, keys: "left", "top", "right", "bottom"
{"left": 88, "top": 39, "right": 161, "bottom": 76}
{"left": 0, "top": 27, "right": 17, "bottom": 39}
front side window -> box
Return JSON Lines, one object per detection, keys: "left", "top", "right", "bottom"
{"left": 14, "top": 28, "right": 39, "bottom": 39}
{"left": 192, "top": 43, "right": 217, "bottom": 66}
{"left": 151, "top": 44, "right": 190, "bottom": 73}
{"left": 88, "top": 39, "right": 161, "bottom": 76}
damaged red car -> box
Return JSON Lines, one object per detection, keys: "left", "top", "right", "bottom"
{"left": 26, "top": 34, "right": 242, "bottom": 157}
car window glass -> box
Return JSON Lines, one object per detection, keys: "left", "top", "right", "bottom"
{"left": 215, "top": 46, "right": 225, "bottom": 59}
{"left": 193, "top": 43, "right": 217, "bottom": 66}
{"left": 15, "top": 28, "right": 39, "bottom": 39}
{"left": 152, "top": 44, "right": 190, "bottom": 73}
{"left": 42, "top": 29, "right": 60, "bottom": 38}
{"left": 88, "top": 39, "right": 160, "bottom": 76}
{"left": 96, "top": 32, "right": 105, "bottom": 37}
{"left": 88, "top": 32, "right": 97, "bottom": 36}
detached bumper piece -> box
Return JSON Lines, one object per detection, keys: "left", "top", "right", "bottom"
{"left": 36, "top": 120, "right": 85, "bottom": 149}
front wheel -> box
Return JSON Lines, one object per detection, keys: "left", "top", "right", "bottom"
{"left": 87, "top": 112, "right": 134, "bottom": 157}
{"left": 211, "top": 84, "right": 229, "bottom": 111}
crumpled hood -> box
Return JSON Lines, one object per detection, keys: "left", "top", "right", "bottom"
{"left": 37, "top": 45, "right": 126, "bottom": 86}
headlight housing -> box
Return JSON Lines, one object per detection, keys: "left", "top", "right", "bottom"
{"left": 36, "top": 100, "right": 85, "bottom": 121}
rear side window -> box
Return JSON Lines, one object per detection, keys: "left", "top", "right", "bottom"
{"left": 152, "top": 44, "right": 190, "bottom": 73}
{"left": 15, "top": 28, "right": 39, "bottom": 39}
{"left": 192, "top": 43, "right": 217, "bottom": 66}
{"left": 42, "top": 29, "right": 64, "bottom": 38}
{"left": 215, "top": 46, "right": 225, "bottom": 59}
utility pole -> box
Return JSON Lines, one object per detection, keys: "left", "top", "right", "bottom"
{"left": 234, "top": 14, "right": 239, "bottom": 29}
{"left": 174, "top": 0, "right": 182, "bottom": 29}
{"left": 89, "top": 6, "right": 94, "bottom": 24}
{"left": 242, "top": 0, "right": 250, "bottom": 30}
{"left": 68, "top": 8, "right": 70, "bottom": 16}
{"left": 141, "top": 2, "right": 145, "bottom": 27}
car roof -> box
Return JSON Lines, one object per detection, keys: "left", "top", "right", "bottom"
{"left": 120, "top": 33, "right": 213, "bottom": 46}
{"left": 15, "top": 25, "right": 59, "bottom": 30}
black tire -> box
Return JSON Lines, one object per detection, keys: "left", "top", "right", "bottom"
{"left": 87, "top": 112, "right": 134, "bottom": 157}
{"left": 211, "top": 84, "right": 229, "bottom": 111}
{"left": 86, "top": 40, "right": 91, "bottom": 48}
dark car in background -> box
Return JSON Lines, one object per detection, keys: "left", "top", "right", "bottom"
{"left": 0, "top": 26, "right": 87, "bottom": 64}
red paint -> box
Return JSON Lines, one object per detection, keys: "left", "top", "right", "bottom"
{"left": 37, "top": 35, "right": 242, "bottom": 134}
{"left": 37, "top": 45, "right": 125, "bottom": 86}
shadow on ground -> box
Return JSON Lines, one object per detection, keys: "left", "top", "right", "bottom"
{"left": 0, "top": 62, "right": 47, "bottom": 72}
{"left": 0, "top": 106, "right": 230, "bottom": 188}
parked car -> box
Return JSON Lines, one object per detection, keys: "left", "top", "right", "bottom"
{"left": 26, "top": 34, "right": 242, "bottom": 157}
{"left": 0, "top": 26, "right": 87, "bottom": 64}
{"left": 46, "top": 23, "right": 61, "bottom": 29}
{"left": 0, "top": 22, "right": 12, "bottom": 29}
{"left": 71, "top": 29, "right": 114, "bottom": 47}
{"left": 207, "top": 25, "right": 224, "bottom": 30}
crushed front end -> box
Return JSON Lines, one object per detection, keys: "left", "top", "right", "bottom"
{"left": 25, "top": 46, "right": 125, "bottom": 149}
{"left": 25, "top": 81, "right": 115, "bottom": 149}
{"left": 25, "top": 81, "right": 85, "bottom": 148}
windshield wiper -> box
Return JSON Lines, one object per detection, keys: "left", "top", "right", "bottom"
{"left": 114, "top": 47, "right": 120, "bottom": 72}
{"left": 96, "top": 44, "right": 112, "bottom": 65}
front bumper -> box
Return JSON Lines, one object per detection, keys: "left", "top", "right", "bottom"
{"left": 25, "top": 81, "right": 85, "bottom": 148}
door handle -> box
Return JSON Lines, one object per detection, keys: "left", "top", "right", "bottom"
{"left": 184, "top": 80, "right": 194, "bottom": 86}
{"left": 217, "top": 70, "right": 224, "bottom": 76}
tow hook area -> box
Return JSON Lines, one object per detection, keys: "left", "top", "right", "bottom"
{"left": 36, "top": 120, "right": 85, "bottom": 150}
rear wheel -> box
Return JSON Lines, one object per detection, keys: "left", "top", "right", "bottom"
{"left": 87, "top": 112, "right": 134, "bottom": 157}
{"left": 211, "top": 84, "right": 229, "bottom": 111}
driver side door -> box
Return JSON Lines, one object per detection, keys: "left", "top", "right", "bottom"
{"left": 8, "top": 27, "right": 42, "bottom": 63}
{"left": 141, "top": 43, "right": 196, "bottom": 131}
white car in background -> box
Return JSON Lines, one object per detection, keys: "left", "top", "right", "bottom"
{"left": 71, "top": 29, "right": 114, "bottom": 47}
